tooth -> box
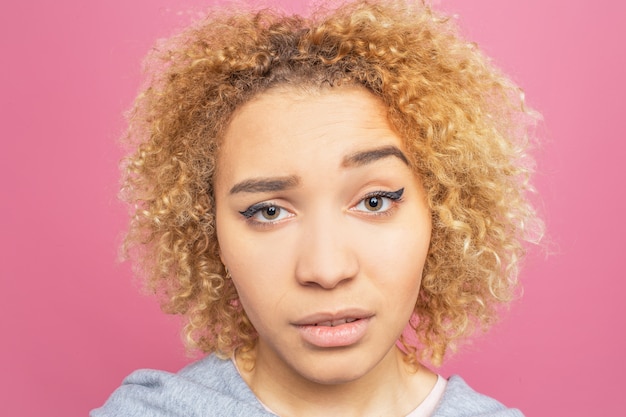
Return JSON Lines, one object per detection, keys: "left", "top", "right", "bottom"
{"left": 312, "top": 318, "right": 360, "bottom": 327}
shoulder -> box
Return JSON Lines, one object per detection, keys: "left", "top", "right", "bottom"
{"left": 90, "top": 355, "right": 275, "bottom": 417}
{"left": 433, "top": 375, "right": 524, "bottom": 417}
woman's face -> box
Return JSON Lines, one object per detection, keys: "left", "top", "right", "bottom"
{"left": 214, "top": 86, "right": 431, "bottom": 386}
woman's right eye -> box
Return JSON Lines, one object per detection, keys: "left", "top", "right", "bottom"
{"left": 239, "top": 203, "right": 293, "bottom": 224}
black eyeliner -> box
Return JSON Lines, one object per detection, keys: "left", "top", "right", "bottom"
{"left": 365, "top": 187, "right": 404, "bottom": 200}
{"left": 239, "top": 202, "right": 274, "bottom": 218}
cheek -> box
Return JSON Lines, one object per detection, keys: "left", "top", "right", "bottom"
{"left": 369, "top": 229, "right": 429, "bottom": 277}
{"left": 218, "top": 230, "right": 295, "bottom": 327}
{"left": 366, "top": 225, "right": 430, "bottom": 308}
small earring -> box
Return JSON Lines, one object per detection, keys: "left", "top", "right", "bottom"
{"left": 224, "top": 266, "right": 232, "bottom": 280}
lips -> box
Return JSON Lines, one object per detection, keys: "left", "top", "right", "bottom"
{"left": 292, "top": 309, "right": 373, "bottom": 327}
{"left": 293, "top": 310, "right": 373, "bottom": 348}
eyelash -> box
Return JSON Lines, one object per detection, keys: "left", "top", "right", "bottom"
{"left": 239, "top": 187, "right": 405, "bottom": 225}
{"left": 239, "top": 202, "right": 286, "bottom": 220}
{"left": 353, "top": 188, "right": 405, "bottom": 215}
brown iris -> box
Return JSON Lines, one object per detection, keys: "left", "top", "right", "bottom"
{"left": 261, "top": 206, "right": 280, "bottom": 220}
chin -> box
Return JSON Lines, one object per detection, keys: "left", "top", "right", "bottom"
{"left": 292, "top": 349, "right": 381, "bottom": 385}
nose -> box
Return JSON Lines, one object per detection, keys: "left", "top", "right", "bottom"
{"left": 294, "top": 212, "right": 359, "bottom": 289}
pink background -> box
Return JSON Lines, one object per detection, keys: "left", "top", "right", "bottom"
{"left": 1, "top": 0, "right": 624, "bottom": 415}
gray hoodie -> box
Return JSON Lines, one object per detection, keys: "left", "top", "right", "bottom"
{"left": 91, "top": 355, "right": 523, "bottom": 417}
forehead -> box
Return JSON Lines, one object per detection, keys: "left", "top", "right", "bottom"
{"left": 218, "top": 86, "right": 405, "bottom": 170}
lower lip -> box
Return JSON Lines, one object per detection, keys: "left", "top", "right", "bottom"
{"left": 295, "top": 318, "right": 371, "bottom": 348}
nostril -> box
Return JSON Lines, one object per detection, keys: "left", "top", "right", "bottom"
{"left": 295, "top": 255, "right": 359, "bottom": 289}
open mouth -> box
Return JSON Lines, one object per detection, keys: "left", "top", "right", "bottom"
{"left": 313, "top": 318, "right": 359, "bottom": 327}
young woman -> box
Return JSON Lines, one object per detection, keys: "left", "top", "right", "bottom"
{"left": 92, "top": 1, "right": 540, "bottom": 415}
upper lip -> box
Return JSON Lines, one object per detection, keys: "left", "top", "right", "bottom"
{"left": 292, "top": 309, "right": 374, "bottom": 326}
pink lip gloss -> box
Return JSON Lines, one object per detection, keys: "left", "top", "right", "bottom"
{"left": 296, "top": 318, "right": 370, "bottom": 348}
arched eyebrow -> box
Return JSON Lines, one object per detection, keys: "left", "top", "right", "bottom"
{"left": 229, "top": 175, "right": 300, "bottom": 195}
{"left": 342, "top": 145, "right": 409, "bottom": 167}
{"left": 228, "top": 146, "right": 408, "bottom": 195}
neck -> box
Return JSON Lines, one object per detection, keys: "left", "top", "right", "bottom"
{"left": 236, "top": 346, "right": 437, "bottom": 417}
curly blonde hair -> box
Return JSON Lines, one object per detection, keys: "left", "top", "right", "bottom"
{"left": 122, "top": 0, "right": 541, "bottom": 366}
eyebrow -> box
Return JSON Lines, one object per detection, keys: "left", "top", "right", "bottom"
{"left": 229, "top": 175, "right": 300, "bottom": 195}
{"left": 342, "top": 145, "right": 410, "bottom": 167}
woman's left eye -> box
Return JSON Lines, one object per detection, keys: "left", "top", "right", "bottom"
{"left": 353, "top": 188, "right": 405, "bottom": 213}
